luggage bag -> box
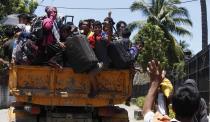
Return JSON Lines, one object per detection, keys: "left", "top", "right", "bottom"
{"left": 64, "top": 35, "right": 98, "bottom": 73}
{"left": 108, "top": 41, "right": 132, "bottom": 69}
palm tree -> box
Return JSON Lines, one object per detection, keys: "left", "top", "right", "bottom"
{"left": 200, "top": 0, "right": 208, "bottom": 49}
{"left": 129, "top": 0, "right": 193, "bottom": 64}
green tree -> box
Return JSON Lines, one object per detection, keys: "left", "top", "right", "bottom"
{"left": 129, "top": 0, "right": 192, "bottom": 66}
{"left": 179, "top": 40, "right": 189, "bottom": 50}
{"left": 0, "top": 0, "right": 38, "bottom": 19}
{"left": 0, "top": 0, "right": 38, "bottom": 58}
{"left": 136, "top": 23, "right": 169, "bottom": 71}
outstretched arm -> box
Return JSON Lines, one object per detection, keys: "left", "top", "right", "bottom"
{"left": 143, "top": 60, "right": 163, "bottom": 115}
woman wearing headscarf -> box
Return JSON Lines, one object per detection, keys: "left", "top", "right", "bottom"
{"left": 42, "top": 6, "right": 65, "bottom": 68}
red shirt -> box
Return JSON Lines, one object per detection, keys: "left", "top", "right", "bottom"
{"left": 88, "top": 33, "right": 102, "bottom": 48}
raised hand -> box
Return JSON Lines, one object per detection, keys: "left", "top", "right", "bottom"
{"left": 147, "top": 60, "right": 164, "bottom": 83}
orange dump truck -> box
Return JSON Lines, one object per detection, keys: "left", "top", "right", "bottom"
{"left": 8, "top": 65, "right": 134, "bottom": 122}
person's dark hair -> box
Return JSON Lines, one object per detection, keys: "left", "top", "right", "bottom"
{"left": 103, "top": 17, "right": 115, "bottom": 25}
{"left": 116, "top": 21, "right": 127, "bottom": 30}
{"left": 86, "top": 19, "right": 95, "bottom": 25}
{"left": 82, "top": 19, "right": 91, "bottom": 28}
{"left": 18, "top": 13, "right": 28, "bottom": 19}
{"left": 60, "top": 24, "right": 72, "bottom": 33}
{"left": 93, "top": 21, "right": 102, "bottom": 28}
{"left": 122, "top": 28, "right": 131, "bottom": 38}
{"left": 78, "top": 20, "right": 84, "bottom": 28}
{"left": 172, "top": 86, "right": 200, "bottom": 118}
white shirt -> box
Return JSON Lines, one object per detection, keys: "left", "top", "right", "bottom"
{"left": 144, "top": 111, "right": 155, "bottom": 122}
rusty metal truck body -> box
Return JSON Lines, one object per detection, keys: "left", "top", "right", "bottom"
{"left": 8, "top": 65, "right": 133, "bottom": 122}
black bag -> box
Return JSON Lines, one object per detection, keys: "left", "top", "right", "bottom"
{"left": 64, "top": 35, "right": 98, "bottom": 73}
{"left": 108, "top": 41, "right": 132, "bottom": 69}
{"left": 30, "top": 16, "right": 46, "bottom": 43}
{"left": 94, "top": 39, "right": 110, "bottom": 66}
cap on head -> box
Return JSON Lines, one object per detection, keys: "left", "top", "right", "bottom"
{"left": 183, "top": 79, "right": 198, "bottom": 92}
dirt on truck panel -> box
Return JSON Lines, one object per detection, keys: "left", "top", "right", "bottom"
{"left": 9, "top": 65, "right": 133, "bottom": 107}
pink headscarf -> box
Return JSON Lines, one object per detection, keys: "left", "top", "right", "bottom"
{"left": 45, "top": 6, "right": 57, "bottom": 20}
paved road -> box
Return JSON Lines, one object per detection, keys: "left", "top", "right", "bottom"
{"left": 0, "top": 109, "right": 9, "bottom": 122}
{"left": 117, "top": 104, "right": 143, "bottom": 122}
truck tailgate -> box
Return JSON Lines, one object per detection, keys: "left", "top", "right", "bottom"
{"left": 9, "top": 66, "right": 132, "bottom": 107}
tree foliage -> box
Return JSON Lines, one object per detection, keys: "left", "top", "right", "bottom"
{"left": 0, "top": 0, "right": 38, "bottom": 58}
{"left": 136, "top": 23, "right": 169, "bottom": 71}
{"left": 130, "top": 0, "right": 192, "bottom": 79}
{"left": 0, "top": 0, "right": 38, "bottom": 19}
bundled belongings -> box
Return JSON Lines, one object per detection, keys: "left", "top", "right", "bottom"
{"left": 64, "top": 34, "right": 98, "bottom": 73}
{"left": 30, "top": 16, "right": 46, "bottom": 43}
{"left": 94, "top": 39, "right": 111, "bottom": 67}
{"left": 108, "top": 41, "right": 132, "bottom": 69}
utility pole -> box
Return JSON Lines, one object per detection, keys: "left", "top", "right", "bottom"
{"left": 200, "top": 0, "right": 208, "bottom": 49}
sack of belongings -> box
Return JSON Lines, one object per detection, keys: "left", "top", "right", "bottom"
{"left": 64, "top": 34, "right": 99, "bottom": 73}
{"left": 30, "top": 16, "right": 46, "bottom": 43}
{"left": 108, "top": 41, "right": 132, "bottom": 69}
{"left": 94, "top": 39, "right": 111, "bottom": 67}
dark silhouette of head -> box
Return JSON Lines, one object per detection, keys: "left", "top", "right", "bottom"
{"left": 172, "top": 86, "right": 200, "bottom": 119}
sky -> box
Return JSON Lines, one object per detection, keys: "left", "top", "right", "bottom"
{"left": 34, "top": 0, "right": 210, "bottom": 54}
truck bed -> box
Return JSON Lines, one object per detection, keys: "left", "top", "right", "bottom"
{"left": 9, "top": 65, "right": 133, "bottom": 107}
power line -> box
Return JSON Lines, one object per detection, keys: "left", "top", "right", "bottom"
{"left": 38, "top": 4, "right": 130, "bottom": 10}
{"left": 38, "top": 0, "right": 198, "bottom": 10}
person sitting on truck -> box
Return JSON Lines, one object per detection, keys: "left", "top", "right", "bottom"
{"left": 87, "top": 19, "right": 95, "bottom": 32}
{"left": 88, "top": 21, "right": 103, "bottom": 48}
{"left": 41, "top": 6, "right": 65, "bottom": 69}
{"left": 11, "top": 24, "right": 30, "bottom": 64}
{"left": 18, "top": 13, "right": 32, "bottom": 32}
{"left": 60, "top": 24, "right": 72, "bottom": 42}
{"left": 114, "top": 21, "right": 127, "bottom": 40}
{"left": 102, "top": 17, "right": 115, "bottom": 42}
{"left": 78, "top": 19, "right": 94, "bottom": 38}
{"left": 89, "top": 21, "right": 110, "bottom": 69}
{"left": 60, "top": 23, "right": 79, "bottom": 42}
{"left": 102, "top": 12, "right": 115, "bottom": 42}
